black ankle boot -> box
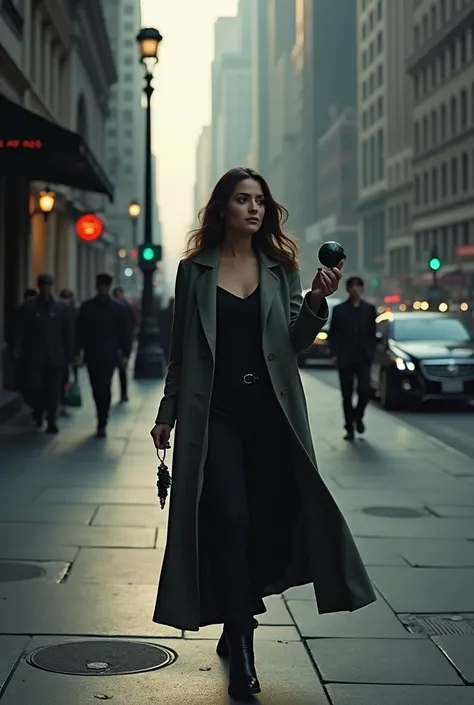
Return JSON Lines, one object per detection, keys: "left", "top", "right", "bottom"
{"left": 226, "top": 631, "right": 261, "bottom": 698}
{"left": 216, "top": 618, "right": 258, "bottom": 658}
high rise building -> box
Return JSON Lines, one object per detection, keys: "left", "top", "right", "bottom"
{"left": 102, "top": 0, "right": 146, "bottom": 274}
{"left": 357, "top": 0, "right": 412, "bottom": 280}
{"left": 407, "top": 0, "right": 474, "bottom": 291}
{"left": 194, "top": 125, "right": 212, "bottom": 220}
{"left": 248, "top": 0, "right": 269, "bottom": 176}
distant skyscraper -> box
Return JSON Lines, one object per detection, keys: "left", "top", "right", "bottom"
{"left": 194, "top": 125, "right": 212, "bottom": 220}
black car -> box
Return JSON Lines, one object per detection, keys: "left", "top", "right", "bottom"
{"left": 371, "top": 311, "right": 474, "bottom": 409}
{"left": 298, "top": 295, "right": 342, "bottom": 367}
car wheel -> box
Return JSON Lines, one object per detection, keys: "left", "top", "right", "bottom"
{"left": 380, "top": 370, "right": 401, "bottom": 410}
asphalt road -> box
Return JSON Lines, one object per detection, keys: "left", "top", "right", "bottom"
{"left": 307, "top": 363, "right": 474, "bottom": 460}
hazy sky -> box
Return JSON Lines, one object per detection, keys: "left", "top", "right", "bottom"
{"left": 141, "top": 0, "right": 238, "bottom": 272}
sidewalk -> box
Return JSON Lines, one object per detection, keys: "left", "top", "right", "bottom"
{"left": 0, "top": 371, "right": 473, "bottom": 704}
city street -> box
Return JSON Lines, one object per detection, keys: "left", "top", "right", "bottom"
{"left": 307, "top": 364, "right": 474, "bottom": 460}
{"left": 0, "top": 371, "right": 474, "bottom": 704}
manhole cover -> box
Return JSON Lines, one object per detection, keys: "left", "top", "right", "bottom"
{"left": 362, "top": 506, "right": 426, "bottom": 518}
{"left": 399, "top": 614, "right": 474, "bottom": 635}
{"left": 26, "top": 640, "right": 177, "bottom": 676}
{"left": 0, "top": 562, "right": 46, "bottom": 582}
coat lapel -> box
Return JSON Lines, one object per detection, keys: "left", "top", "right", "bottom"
{"left": 194, "top": 250, "right": 219, "bottom": 359}
{"left": 259, "top": 251, "right": 280, "bottom": 331}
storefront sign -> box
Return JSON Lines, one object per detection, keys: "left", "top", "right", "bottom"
{"left": 76, "top": 214, "right": 104, "bottom": 242}
{"left": 0, "top": 139, "right": 43, "bottom": 149}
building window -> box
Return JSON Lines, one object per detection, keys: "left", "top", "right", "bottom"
{"left": 414, "top": 121, "right": 420, "bottom": 153}
{"left": 431, "top": 110, "right": 437, "bottom": 146}
{"left": 123, "top": 109, "right": 133, "bottom": 123}
{"left": 123, "top": 90, "right": 134, "bottom": 101}
{"left": 461, "top": 152, "right": 469, "bottom": 191}
{"left": 430, "top": 4, "right": 437, "bottom": 32}
{"left": 123, "top": 4, "right": 134, "bottom": 14}
{"left": 377, "top": 1, "right": 382, "bottom": 20}
{"left": 440, "top": 0, "right": 446, "bottom": 23}
{"left": 451, "top": 157, "right": 458, "bottom": 195}
{"left": 441, "top": 162, "right": 447, "bottom": 197}
{"left": 124, "top": 147, "right": 133, "bottom": 157}
{"left": 362, "top": 140, "right": 368, "bottom": 188}
{"left": 422, "top": 115, "right": 429, "bottom": 151}
{"left": 123, "top": 22, "right": 133, "bottom": 32}
{"left": 415, "top": 175, "right": 420, "bottom": 206}
{"left": 414, "top": 24, "right": 420, "bottom": 48}
{"left": 377, "top": 96, "right": 383, "bottom": 118}
{"left": 450, "top": 95, "right": 457, "bottom": 134}
{"left": 422, "top": 14, "right": 428, "bottom": 40}
{"left": 377, "top": 31, "right": 383, "bottom": 53}
{"left": 123, "top": 72, "right": 133, "bottom": 82}
{"left": 449, "top": 42, "right": 456, "bottom": 72}
{"left": 423, "top": 171, "right": 429, "bottom": 203}
{"left": 439, "top": 52, "right": 446, "bottom": 81}
{"left": 440, "top": 102, "right": 447, "bottom": 139}
{"left": 460, "top": 31, "right": 467, "bottom": 64}
{"left": 460, "top": 88, "right": 467, "bottom": 129}
{"left": 431, "top": 167, "right": 438, "bottom": 201}
{"left": 124, "top": 55, "right": 134, "bottom": 66}
{"left": 462, "top": 221, "right": 469, "bottom": 245}
{"left": 377, "top": 129, "right": 384, "bottom": 180}
{"left": 107, "top": 127, "right": 117, "bottom": 137}
{"left": 377, "top": 64, "right": 383, "bottom": 85}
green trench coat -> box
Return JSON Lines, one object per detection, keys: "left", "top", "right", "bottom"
{"left": 153, "top": 248, "right": 376, "bottom": 631}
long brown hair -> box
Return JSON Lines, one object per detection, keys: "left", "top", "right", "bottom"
{"left": 185, "top": 167, "right": 299, "bottom": 270}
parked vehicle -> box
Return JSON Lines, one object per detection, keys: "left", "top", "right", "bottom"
{"left": 298, "top": 294, "right": 342, "bottom": 367}
{"left": 371, "top": 310, "right": 474, "bottom": 409}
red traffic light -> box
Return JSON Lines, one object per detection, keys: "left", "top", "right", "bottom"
{"left": 130, "top": 248, "right": 138, "bottom": 259}
{"left": 76, "top": 214, "right": 104, "bottom": 242}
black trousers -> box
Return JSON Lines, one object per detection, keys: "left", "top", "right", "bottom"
{"left": 200, "top": 405, "right": 285, "bottom": 634}
{"left": 86, "top": 360, "right": 116, "bottom": 428}
{"left": 117, "top": 364, "right": 128, "bottom": 400}
{"left": 337, "top": 359, "right": 372, "bottom": 431}
{"left": 28, "top": 364, "right": 62, "bottom": 423}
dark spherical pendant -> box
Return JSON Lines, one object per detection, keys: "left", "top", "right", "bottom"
{"left": 318, "top": 241, "right": 346, "bottom": 269}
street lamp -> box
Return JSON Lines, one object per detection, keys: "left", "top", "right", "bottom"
{"left": 37, "top": 188, "right": 55, "bottom": 221}
{"left": 128, "top": 200, "right": 141, "bottom": 249}
{"left": 134, "top": 27, "right": 164, "bottom": 379}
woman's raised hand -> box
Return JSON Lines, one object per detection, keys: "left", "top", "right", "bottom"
{"left": 311, "top": 260, "right": 344, "bottom": 302}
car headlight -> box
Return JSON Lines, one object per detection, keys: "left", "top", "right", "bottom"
{"left": 316, "top": 331, "right": 328, "bottom": 341}
{"left": 395, "top": 357, "right": 416, "bottom": 372}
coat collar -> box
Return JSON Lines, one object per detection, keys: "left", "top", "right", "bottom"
{"left": 193, "top": 247, "right": 280, "bottom": 360}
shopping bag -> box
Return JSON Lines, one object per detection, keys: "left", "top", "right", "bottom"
{"left": 65, "top": 380, "right": 82, "bottom": 408}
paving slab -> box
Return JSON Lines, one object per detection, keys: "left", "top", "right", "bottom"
{"left": 91, "top": 504, "right": 167, "bottom": 527}
{"left": 369, "top": 567, "right": 474, "bottom": 612}
{"left": 67, "top": 548, "right": 163, "bottom": 584}
{"left": 0, "top": 542, "right": 79, "bottom": 562}
{"left": 185, "top": 624, "right": 300, "bottom": 642}
{"left": 429, "top": 505, "right": 474, "bottom": 518}
{"left": 35, "top": 487, "right": 158, "bottom": 504}
{"left": 308, "top": 637, "right": 462, "bottom": 685}
{"left": 433, "top": 635, "right": 474, "bottom": 684}
{"left": 0, "top": 636, "right": 30, "bottom": 691}
{"left": 0, "top": 503, "right": 96, "bottom": 524}
{"left": 345, "top": 514, "right": 474, "bottom": 539}
{"left": 331, "top": 474, "right": 469, "bottom": 490}
{"left": 14, "top": 470, "right": 157, "bottom": 488}
{"left": 327, "top": 684, "right": 474, "bottom": 704}
{"left": 335, "top": 488, "right": 474, "bottom": 507}
{"left": 0, "top": 522, "right": 156, "bottom": 548}
{"left": 400, "top": 543, "right": 474, "bottom": 567}
{"left": 0, "top": 637, "right": 330, "bottom": 705}
{"left": 286, "top": 594, "right": 414, "bottom": 639}
{"left": 258, "top": 596, "right": 294, "bottom": 625}
{"left": 0, "top": 583, "right": 181, "bottom": 637}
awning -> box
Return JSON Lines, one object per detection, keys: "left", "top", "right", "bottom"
{"left": 0, "top": 94, "right": 114, "bottom": 201}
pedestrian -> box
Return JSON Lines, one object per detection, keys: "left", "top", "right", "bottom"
{"left": 13, "top": 274, "right": 73, "bottom": 433}
{"left": 75, "top": 274, "right": 131, "bottom": 438}
{"left": 329, "top": 276, "right": 377, "bottom": 441}
{"left": 112, "top": 286, "right": 136, "bottom": 402}
{"left": 150, "top": 167, "right": 376, "bottom": 699}
{"left": 157, "top": 297, "right": 174, "bottom": 363}
{"left": 12, "top": 289, "right": 38, "bottom": 408}
{"left": 59, "top": 289, "right": 79, "bottom": 416}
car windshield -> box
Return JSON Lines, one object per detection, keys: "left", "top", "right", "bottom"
{"left": 393, "top": 317, "right": 472, "bottom": 342}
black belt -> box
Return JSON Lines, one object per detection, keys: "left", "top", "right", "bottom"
{"left": 242, "top": 373, "right": 259, "bottom": 385}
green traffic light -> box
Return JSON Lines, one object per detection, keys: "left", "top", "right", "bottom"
{"left": 143, "top": 247, "right": 154, "bottom": 261}
{"left": 429, "top": 257, "right": 441, "bottom": 271}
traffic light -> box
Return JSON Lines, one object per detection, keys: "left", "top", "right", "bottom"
{"left": 138, "top": 244, "right": 162, "bottom": 272}
{"left": 429, "top": 248, "right": 441, "bottom": 271}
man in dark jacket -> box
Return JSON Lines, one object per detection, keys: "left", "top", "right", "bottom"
{"left": 112, "top": 287, "right": 136, "bottom": 402}
{"left": 75, "top": 273, "right": 131, "bottom": 437}
{"left": 329, "top": 276, "right": 377, "bottom": 441}
{"left": 14, "top": 274, "right": 73, "bottom": 433}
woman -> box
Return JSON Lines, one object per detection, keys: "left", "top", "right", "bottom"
{"left": 150, "top": 167, "right": 376, "bottom": 698}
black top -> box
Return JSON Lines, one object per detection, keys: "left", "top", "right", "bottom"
{"left": 15, "top": 296, "right": 73, "bottom": 368}
{"left": 210, "top": 286, "right": 273, "bottom": 418}
{"left": 75, "top": 295, "right": 132, "bottom": 363}
{"left": 329, "top": 299, "right": 377, "bottom": 365}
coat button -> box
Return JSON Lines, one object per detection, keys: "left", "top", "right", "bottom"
{"left": 281, "top": 388, "right": 287, "bottom": 396}
{"left": 268, "top": 353, "right": 275, "bottom": 361}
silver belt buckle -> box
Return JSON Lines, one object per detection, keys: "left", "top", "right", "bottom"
{"left": 243, "top": 373, "right": 258, "bottom": 384}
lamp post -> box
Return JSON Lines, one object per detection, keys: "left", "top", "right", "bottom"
{"left": 128, "top": 200, "right": 141, "bottom": 250}
{"left": 134, "top": 27, "right": 164, "bottom": 379}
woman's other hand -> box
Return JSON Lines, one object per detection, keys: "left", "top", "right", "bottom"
{"left": 151, "top": 423, "right": 172, "bottom": 451}
{"left": 310, "top": 260, "right": 344, "bottom": 309}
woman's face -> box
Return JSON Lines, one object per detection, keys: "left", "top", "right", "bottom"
{"left": 226, "top": 179, "right": 265, "bottom": 236}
